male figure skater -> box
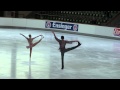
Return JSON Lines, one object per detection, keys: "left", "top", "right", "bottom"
{"left": 52, "top": 31, "right": 81, "bottom": 69}
{"left": 20, "top": 33, "right": 44, "bottom": 58}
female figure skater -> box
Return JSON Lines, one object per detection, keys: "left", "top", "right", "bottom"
{"left": 20, "top": 33, "right": 44, "bottom": 58}
{"left": 52, "top": 31, "right": 81, "bottom": 69}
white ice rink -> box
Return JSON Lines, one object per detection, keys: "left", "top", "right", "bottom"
{"left": 0, "top": 28, "right": 120, "bottom": 79}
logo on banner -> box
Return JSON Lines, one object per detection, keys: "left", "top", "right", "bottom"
{"left": 73, "top": 25, "right": 78, "bottom": 31}
{"left": 45, "top": 21, "right": 78, "bottom": 31}
{"left": 45, "top": 21, "right": 51, "bottom": 28}
{"left": 114, "top": 28, "right": 120, "bottom": 36}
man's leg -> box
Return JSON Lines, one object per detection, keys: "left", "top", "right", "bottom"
{"left": 65, "top": 41, "right": 81, "bottom": 53}
{"left": 61, "top": 51, "right": 65, "bottom": 69}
